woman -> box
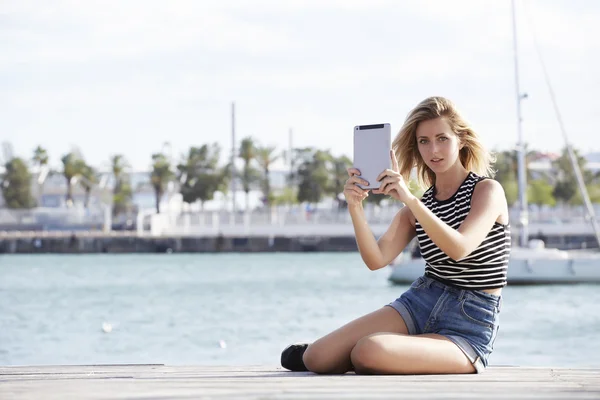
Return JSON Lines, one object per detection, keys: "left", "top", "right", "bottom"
{"left": 281, "top": 96, "right": 510, "bottom": 374}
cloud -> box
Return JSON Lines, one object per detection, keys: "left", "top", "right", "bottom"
{"left": 2, "top": 0, "right": 599, "bottom": 170}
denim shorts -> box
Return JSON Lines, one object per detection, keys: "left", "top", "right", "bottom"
{"left": 387, "top": 274, "right": 501, "bottom": 373}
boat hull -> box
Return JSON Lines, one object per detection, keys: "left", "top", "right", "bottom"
{"left": 388, "top": 251, "right": 600, "bottom": 285}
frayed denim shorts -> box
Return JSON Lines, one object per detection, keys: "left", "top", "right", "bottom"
{"left": 387, "top": 274, "right": 501, "bottom": 373}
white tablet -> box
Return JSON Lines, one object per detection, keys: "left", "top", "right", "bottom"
{"left": 353, "top": 123, "right": 392, "bottom": 190}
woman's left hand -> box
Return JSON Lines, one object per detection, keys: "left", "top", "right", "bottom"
{"left": 372, "top": 150, "right": 414, "bottom": 203}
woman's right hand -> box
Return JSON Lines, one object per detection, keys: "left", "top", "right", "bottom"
{"left": 344, "top": 168, "right": 369, "bottom": 206}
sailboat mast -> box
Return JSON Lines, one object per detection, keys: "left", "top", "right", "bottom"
{"left": 231, "top": 102, "right": 237, "bottom": 214}
{"left": 520, "top": 1, "right": 600, "bottom": 250}
{"left": 511, "top": 0, "right": 529, "bottom": 248}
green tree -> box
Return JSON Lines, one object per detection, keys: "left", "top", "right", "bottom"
{"left": 178, "top": 144, "right": 227, "bottom": 209}
{"left": 238, "top": 137, "right": 261, "bottom": 211}
{"left": 196, "top": 173, "right": 227, "bottom": 209}
{"left": 31, "top": 145, "right": 50, "bottom": 204}
{"left": 110, "top": 154, "right": 132, "bottom": 217}
{"left": 1, "top": 157, "right": 35, "bottom": 208}
{"left": 527, "top": 179, "right": 556, "bottom": 206}
{"left": 78, "top": 162, "right": 98, "bottom": 208}
{"left": 589, "top": 184, "right": 600, "bottom": 204}
{"left": 570, "top": 184, "right": 600, "bottom": 205}
{"left": 499, "top": 174, "right": 519, "bottom": 206}
{"left": 296, "top": 148, "right": 330, "bottom": 204}
{"left": 552, "top": 180, "right": 576, "bottom": 204}
{"left": 493, "top": 148, "right": 536, "bottom": 184}
{"left": 61, "top": 152, "right": 81, "bottom": 207}
{"left": 151, "top": 153, "right": 174, "bottom": 214}
{"left": 255, "top": 145, "right": 279, "bottom": 207}
{"left": 329, "top": 154, "right": 352, "bottom": 208}
{"left": 552, "top": 146, "right": 592, "bottom": 204}
{"left": 493, "top": 150, "right": 516, "bottom": 185}
{"left": 492, "top": 149, "right": 525, "bottom": 206}
{"left": 32, "top": 145, "right": 49, "bottom": 168}
{"left": 113, "top": 178, "right": 133, "bottom": 217}
{"left": 178, "top": 146, "right": 204, "bottom": 205}
{"left": 493, "top": 150, "right": 518, "bottom": 207}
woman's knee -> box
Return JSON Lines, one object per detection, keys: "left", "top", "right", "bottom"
{"left": 302, "top": 342, "right": 328, "bottom": 373}
{"left": 350, "top": 335, "right": 384, "bottom": 374}
{"left": 302, "top": 342, "right": 348, "bottom": 374}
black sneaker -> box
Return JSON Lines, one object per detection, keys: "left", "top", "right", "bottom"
{"left": 280, "top": 343, "right": 310, "bottom": 371}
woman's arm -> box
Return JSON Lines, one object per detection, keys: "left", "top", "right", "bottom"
{"left": 375, "top": 151, "right": 507, "bottom": 261}
{"left": 349, "top": 204, "right": 416, "bottom": 271}
{"left": 403, "top": 179, "right": 506, "bottom": 260}
{"left": 343, "top": 166, "right": 417, "bottom": 271}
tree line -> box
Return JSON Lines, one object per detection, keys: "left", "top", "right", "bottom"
{"left": 494, "top": 148, "right": 600, "bottom": 207}
{"left": 2, "top": 140, "right": 600, "bottom": 217}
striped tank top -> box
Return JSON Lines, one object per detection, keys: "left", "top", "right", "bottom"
{"left": 415, "top": 171, "right": 511, "bottom": 289}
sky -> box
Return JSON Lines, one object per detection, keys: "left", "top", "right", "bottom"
{"left": 1, "top": 0, "right": 599, "bottom": 172}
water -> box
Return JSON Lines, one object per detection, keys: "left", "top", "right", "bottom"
{"left": 1, "top": 253, "right": 599, "bottom": 368}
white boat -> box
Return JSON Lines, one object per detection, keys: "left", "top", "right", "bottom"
{"left": 389, "top": 0, "right": 600, "bottom": 285}
{"left": 388, "top": 241, "right": 600, "bottom": 285}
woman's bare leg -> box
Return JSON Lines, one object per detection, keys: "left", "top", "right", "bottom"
{"left": 302, "top": 306, "right": 408, "bottom": 374}
{"left": 350, "top": 332, "right": 476, "bottom": 374}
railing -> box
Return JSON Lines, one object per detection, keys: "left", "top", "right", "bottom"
{"left": 0, "top": 207, "right": 110, "bottom": 231}
{"left": 146, "top": 205, "right": 397, "bottom": 237}
{"left": 151, "top": 205, "right": 600, "bottom": 237}
{"left": 1, "top": 204, "right": 599, "bottom": 238}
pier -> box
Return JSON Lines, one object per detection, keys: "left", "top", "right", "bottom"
{"left": 1, "top": 365, "right": 599, "bottom": 399}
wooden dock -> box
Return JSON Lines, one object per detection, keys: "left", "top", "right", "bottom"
{"left": 1, "top": 365, "right": 599, "bottom": 399}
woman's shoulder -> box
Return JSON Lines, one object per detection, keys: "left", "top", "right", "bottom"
{"left": 469, "top": 174, "right": 510, "bottom": 224}
{"left": 471, "top": 176, "right": 507, "bottom": 203}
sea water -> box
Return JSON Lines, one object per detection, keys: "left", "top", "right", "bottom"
{"left": 1, "top": 253, "right": 599, "bottom": 367}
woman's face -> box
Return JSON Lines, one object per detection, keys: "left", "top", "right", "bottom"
{"left": 415, "top": 117, "right": 462, "bottom": 173}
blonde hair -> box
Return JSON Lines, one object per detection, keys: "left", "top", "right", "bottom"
{"left": 392, "top": 96, "right": 495, "bottom": 189}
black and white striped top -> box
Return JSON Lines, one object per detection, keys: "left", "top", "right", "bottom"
{"left": 415, "top": 172, "right": 511, "bottom": 289}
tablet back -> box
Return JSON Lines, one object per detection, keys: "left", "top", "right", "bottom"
{"left": 353, "top": 123, "right": 391, "bottom": 190}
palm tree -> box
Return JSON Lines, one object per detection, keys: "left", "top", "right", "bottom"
{"left": 110, "top": 155, "right": 127, "bottom": 187}
{"left": 32, "top": 145, "right": 50, "bottom": 202}
{"left": 238, "top": 137, "right": 260, "bottom": 211}
{"left": 552, "top": 146, "right": 592, "bottom": 204}
{"left": 61, "top": 152, "right": 80, "bottom": 207}
{"left": 32, "top": 146, "right": 49, "bottom": 169}
{"left": 151, "top": 153, "right": 174, "bottom": 214}
{"left": 78, "top": 162, "right": 98, "bottom": 208}
{"left": 109, "top": 154, "right": 130, "bottom": 217}
{"left": 255, "top": 145, "right": 279, "bottom": 207}
{"left": 330, "top": 154, "right": 352, "bottom": 208}
{"left": 177, "top": 147, "right": 203, "bottom": 205}
{"left": 296, "top": 148, "right": 330, "bottom": 205}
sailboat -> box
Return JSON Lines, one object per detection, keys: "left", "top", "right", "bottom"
{"left": 388, "top": 0, "right": 600, "bottom": 285}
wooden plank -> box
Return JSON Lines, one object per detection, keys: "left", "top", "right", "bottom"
{"left": 0, "top": 365, "right": 599, "bottom": 400}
